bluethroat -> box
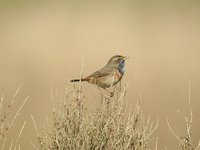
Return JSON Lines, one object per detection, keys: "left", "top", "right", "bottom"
{"left": 70, "top": 55, "right": 128, "bottom": 89}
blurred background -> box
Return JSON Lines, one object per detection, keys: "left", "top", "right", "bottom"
{"left": 0, "top": 0, "right": 200, "bottom": 149}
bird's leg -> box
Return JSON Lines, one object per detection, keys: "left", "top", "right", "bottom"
{"left": 98, "top": 87, "right": 110, "bottom": 106}
{"left": 109, "top": 87, "right": 116, "bottom": 98}
{"left": 97, "top": 87, "right": 111, "bottom": 114}
{"left": 103, "top": 88, "right": 115, "bottom": 98}
{"left": 110, "top": 83, "right": 120, "bottom": 97}
{"left": 102, "top": 91, "right": 112, "bottom": 115}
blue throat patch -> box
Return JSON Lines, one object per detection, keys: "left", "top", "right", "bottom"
{"left": 118, "top": 60, "right": 125, "bottom": 75}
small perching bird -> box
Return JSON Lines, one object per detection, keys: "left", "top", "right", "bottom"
{"left": 70, "top": 55, "right": 128, "bottom": 89}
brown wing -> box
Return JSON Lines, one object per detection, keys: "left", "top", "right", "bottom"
{"left": 89, "top": 70, "right": 110, "bottom": 78}
{"left": 88, "top": 66, "right": 113, "bottom": 78}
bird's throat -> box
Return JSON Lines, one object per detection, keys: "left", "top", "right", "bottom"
{"left": 118, "top": 60, "right": 125, "bottom": 75}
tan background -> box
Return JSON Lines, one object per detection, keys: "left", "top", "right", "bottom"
{"left": 0, "top": 0, "right": 200, "bottom": 149}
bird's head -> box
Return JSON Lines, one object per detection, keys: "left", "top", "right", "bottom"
{"left": 107, "top": 55, "right": 129, "bottom": 67}
{"left": 107, "top": 55, "right": 129, "bottom": 75}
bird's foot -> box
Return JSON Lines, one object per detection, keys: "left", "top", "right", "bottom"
{"left": 110, "top": 92, "right": 114, "bottom": 97}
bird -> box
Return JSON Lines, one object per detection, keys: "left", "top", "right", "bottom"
{"left": 70, "top": 55, "right": 128, "bottom": 89}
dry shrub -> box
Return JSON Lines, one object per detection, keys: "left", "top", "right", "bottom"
{"left": 36, "top": 83, "right": 158, "bottom": 150}
{"left": 167, "top": 82, "right": 200, "bottom": 150}
{"left": 0, "top": 84, "right": 29, "bottom": 150}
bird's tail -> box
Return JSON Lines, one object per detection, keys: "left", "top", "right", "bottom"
{"left": 70, "top": 78, "right": 89, "bottom": 82}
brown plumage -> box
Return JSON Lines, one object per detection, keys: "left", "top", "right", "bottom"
{"left": 70, "top": 55, "right": 128, "bottom": 89}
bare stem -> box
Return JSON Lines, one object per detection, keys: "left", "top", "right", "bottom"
{"left": 9, "top": 96, "right": 29, "bottom": 129}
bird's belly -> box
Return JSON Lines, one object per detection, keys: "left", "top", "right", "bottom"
{"left": 96, "top": 71, "right": 122, "bottom": 88}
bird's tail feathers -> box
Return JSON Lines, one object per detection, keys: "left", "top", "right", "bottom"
{"left": 70, "top": 78, "right": 89, "bottom": 82}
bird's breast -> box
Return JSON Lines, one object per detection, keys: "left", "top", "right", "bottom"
{"left": 114, "top": 69, "right": 123, "bottom": 81}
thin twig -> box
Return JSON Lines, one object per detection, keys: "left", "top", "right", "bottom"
{"left": 10, "top": 83, "right": 23, "bottom": 106}
{"left": 8, "top": 139, "right": 14, "bottom": 150}
{"left": 155, "top": 136, "right": 158, "bottom": 150}
{"left": 196, "top": 140, "right": 200, "bottom": 150}
{"left": 188, "top": 80, "right": 193, "bottom": 124}
{"left": 31, "top": 142, "right": 40, "bottom": 150}
{"left": 31, "top": 115, "right": 40, "bottom": 137}
{"left": 166, "top": 118, "right": 182, "bottom": 142}
{"left": 9, "top": 96, "right": 29, "bottom": 129}
{"left": 0, "top": 93, "right": 3, "bottom": 113}
{"left": 13, "top": 120, "right": 27, "bottom": 150}
{"left": 1, "top": 136, "right": 7, "bottom": 150}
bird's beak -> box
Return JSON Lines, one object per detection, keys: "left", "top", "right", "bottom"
{"left": 123, "top": 56, "right": 129, "bottom": 60}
